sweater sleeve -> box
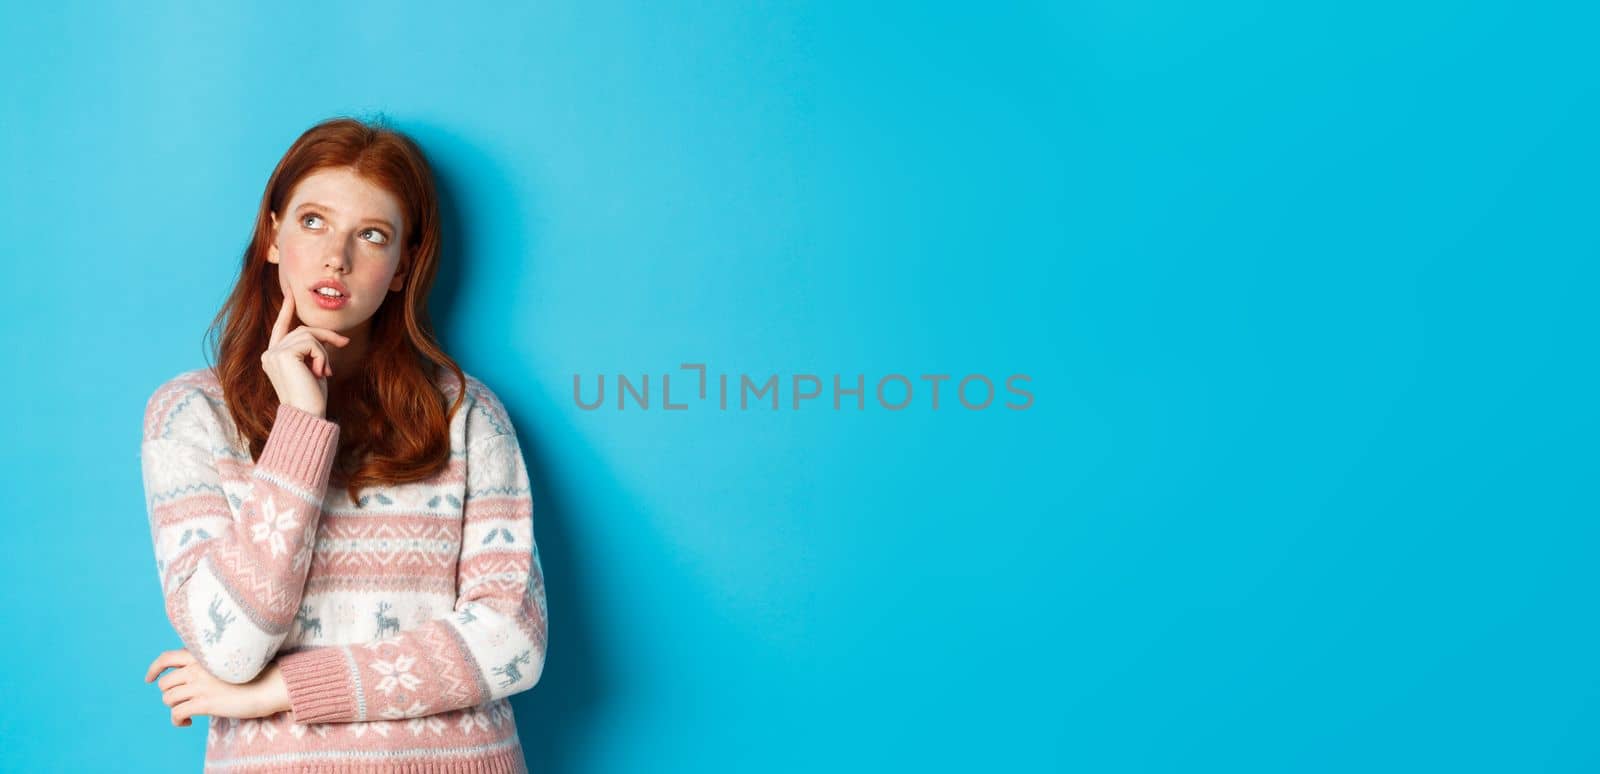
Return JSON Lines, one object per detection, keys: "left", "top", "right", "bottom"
{"left": 141, "top": 382, "right": 341, "bottom": 684}
{"left": 275, "top": 430, "right": 548, "bottom": 724}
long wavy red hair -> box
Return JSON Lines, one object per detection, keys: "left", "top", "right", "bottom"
{"left": 202, "top": 116, "right": 466, "bottom": 505}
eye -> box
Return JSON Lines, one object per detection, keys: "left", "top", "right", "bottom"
{"left": 300, "top": 213, "right": 324, "bottom": 229}
{"left": 362, "top": 228, "right": 390, "bottom": 245}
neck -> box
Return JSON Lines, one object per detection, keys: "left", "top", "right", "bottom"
{"left": 322, "top": 322, "right": 370, "bottom": 418}
{"left": 328, "top": 321, "right": 371, "bottom": 386}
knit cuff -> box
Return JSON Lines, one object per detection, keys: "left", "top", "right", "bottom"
{"left": 257, "top": 403, "right": 340, "bottom": 488}
{"left": 278, "top": 647, "right": 363, "bottom": 724}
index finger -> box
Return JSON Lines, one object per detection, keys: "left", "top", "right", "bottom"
{"left": 270, "top": 277, "right": 296, "bottom": 347}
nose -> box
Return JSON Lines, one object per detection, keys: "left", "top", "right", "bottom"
{"left": 324, "top": 238, "right": 353, "bottom": 273}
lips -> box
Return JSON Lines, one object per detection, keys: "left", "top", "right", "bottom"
{"left": 308, "top": 279, "right": 351, "bottom": 310}
{"left": 310, "top": 278, "right": 350, "bottom": 299}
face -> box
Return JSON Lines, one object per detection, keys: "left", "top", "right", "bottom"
{"left": 268, "top": 167, "right": 407, "bottom": 334}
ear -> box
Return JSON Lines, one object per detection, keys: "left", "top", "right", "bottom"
{"left": 267, "top": 211, "right": 280, "bottom": 264}
{"left": 389, "top": 255, "right": 407, "bottom": 292}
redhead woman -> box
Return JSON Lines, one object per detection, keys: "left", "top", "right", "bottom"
{"left": 140, "top": 116, "right": 546, "bottom": 773}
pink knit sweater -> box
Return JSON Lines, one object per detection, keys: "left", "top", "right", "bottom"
{"left": 141, "top": 366, "right": 548, "bottom": 773}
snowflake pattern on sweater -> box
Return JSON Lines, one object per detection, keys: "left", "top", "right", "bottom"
{"left": 141, "top": 366, "right": 545, "bottom": 773}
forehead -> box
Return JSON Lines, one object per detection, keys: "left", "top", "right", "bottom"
{"left": 286, "top": 168, "right": 403, "bottom": 227}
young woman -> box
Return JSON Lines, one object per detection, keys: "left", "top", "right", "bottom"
{"left": 140, "top": 117, "right": 547, "bottom": 773}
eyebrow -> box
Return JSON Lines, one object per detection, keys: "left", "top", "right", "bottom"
{"left": 295, "top": 201, "right": 398, "bottom": 233}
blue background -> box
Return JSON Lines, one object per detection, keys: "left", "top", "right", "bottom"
{"left": 2, "top": 1, "right": 1595, "bottom": 771}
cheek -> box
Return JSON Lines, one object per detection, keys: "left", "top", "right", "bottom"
{"left": 361, "top": 257, "right": 402, "bottom": 290}
{"left": 277, "top": 236, "right": 313, "bottom": 267}
{"left": 348, "top": 268, "right": 395, "bottom": 301}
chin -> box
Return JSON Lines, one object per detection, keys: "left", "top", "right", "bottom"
{"left": 307, "top": 298, "right": 377, "bottom": 329}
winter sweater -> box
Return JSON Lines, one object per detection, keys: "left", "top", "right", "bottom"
{"left": 141, "top": 366, "right": 548, "bottom": 773}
